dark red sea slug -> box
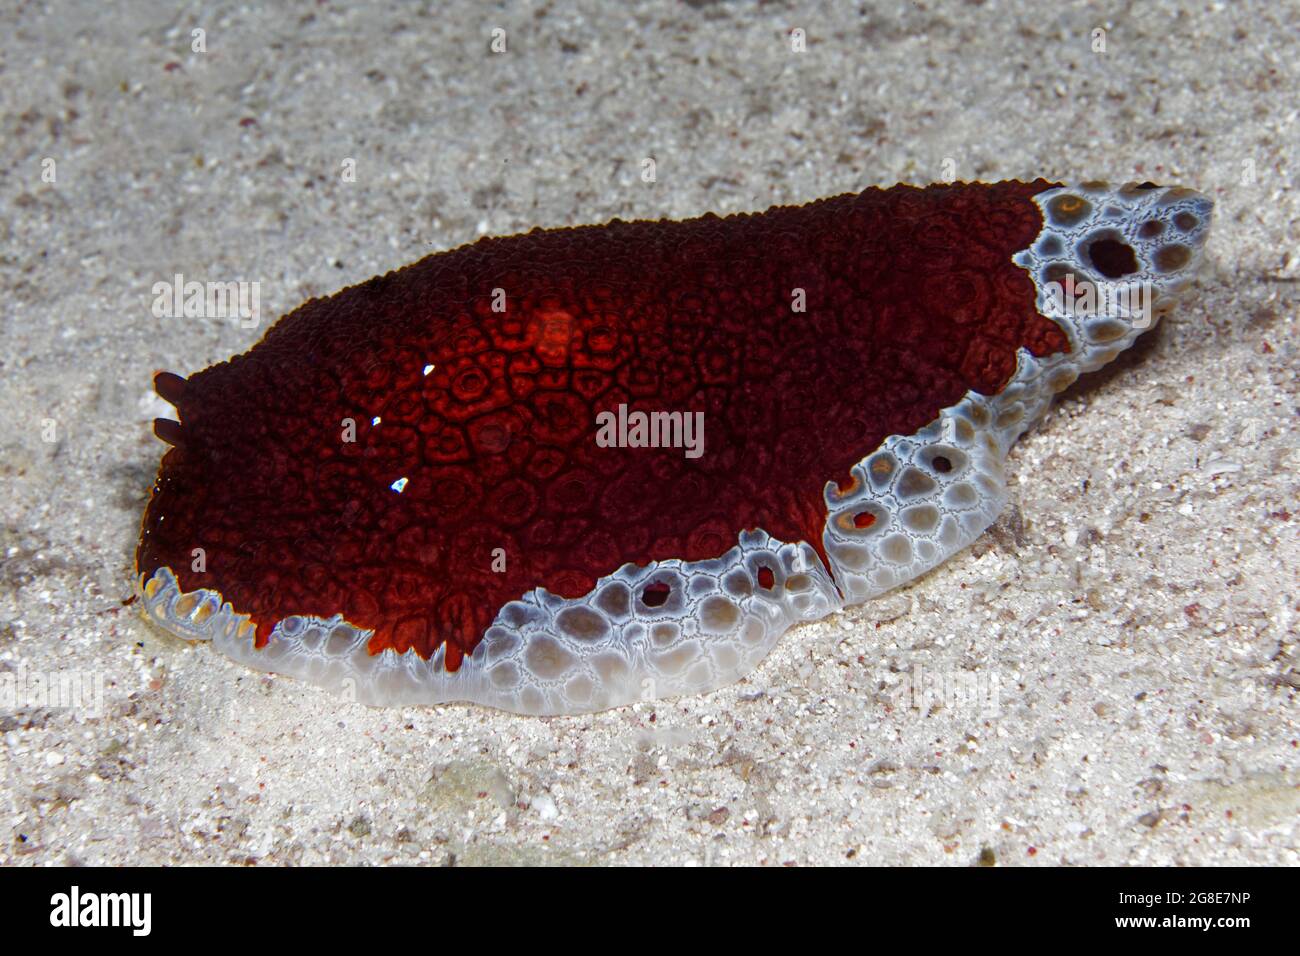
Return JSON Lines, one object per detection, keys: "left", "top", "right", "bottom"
{"left": 137, "top": 180, "right": 1213, "bottom": 714}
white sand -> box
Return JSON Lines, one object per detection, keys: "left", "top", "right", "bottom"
{"left": 1, "top": 0, "right": 1295, "bottom": 865}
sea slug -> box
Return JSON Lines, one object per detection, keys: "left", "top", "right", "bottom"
{"left": 136, "top": 180, "right": 1213, "bottom": 714}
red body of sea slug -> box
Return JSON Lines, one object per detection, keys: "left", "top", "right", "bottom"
{"left": 137, "top": 179, "right": 1213, "bottom": 714}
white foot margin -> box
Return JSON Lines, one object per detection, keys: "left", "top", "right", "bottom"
{"left": 140, "top": 533, "right": 840, "bottom": 715}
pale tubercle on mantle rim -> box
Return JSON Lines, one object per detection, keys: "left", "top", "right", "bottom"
{"left": 135, "top": 180, "right": 1214, "bottom": 716}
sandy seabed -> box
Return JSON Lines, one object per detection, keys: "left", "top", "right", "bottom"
{"left": 1, "top": 1, "right": 1295, "bottom": 865}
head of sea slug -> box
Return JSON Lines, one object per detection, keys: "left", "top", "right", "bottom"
{"left": 1016, "top": 180, "right": 1214, "bottom": 372}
